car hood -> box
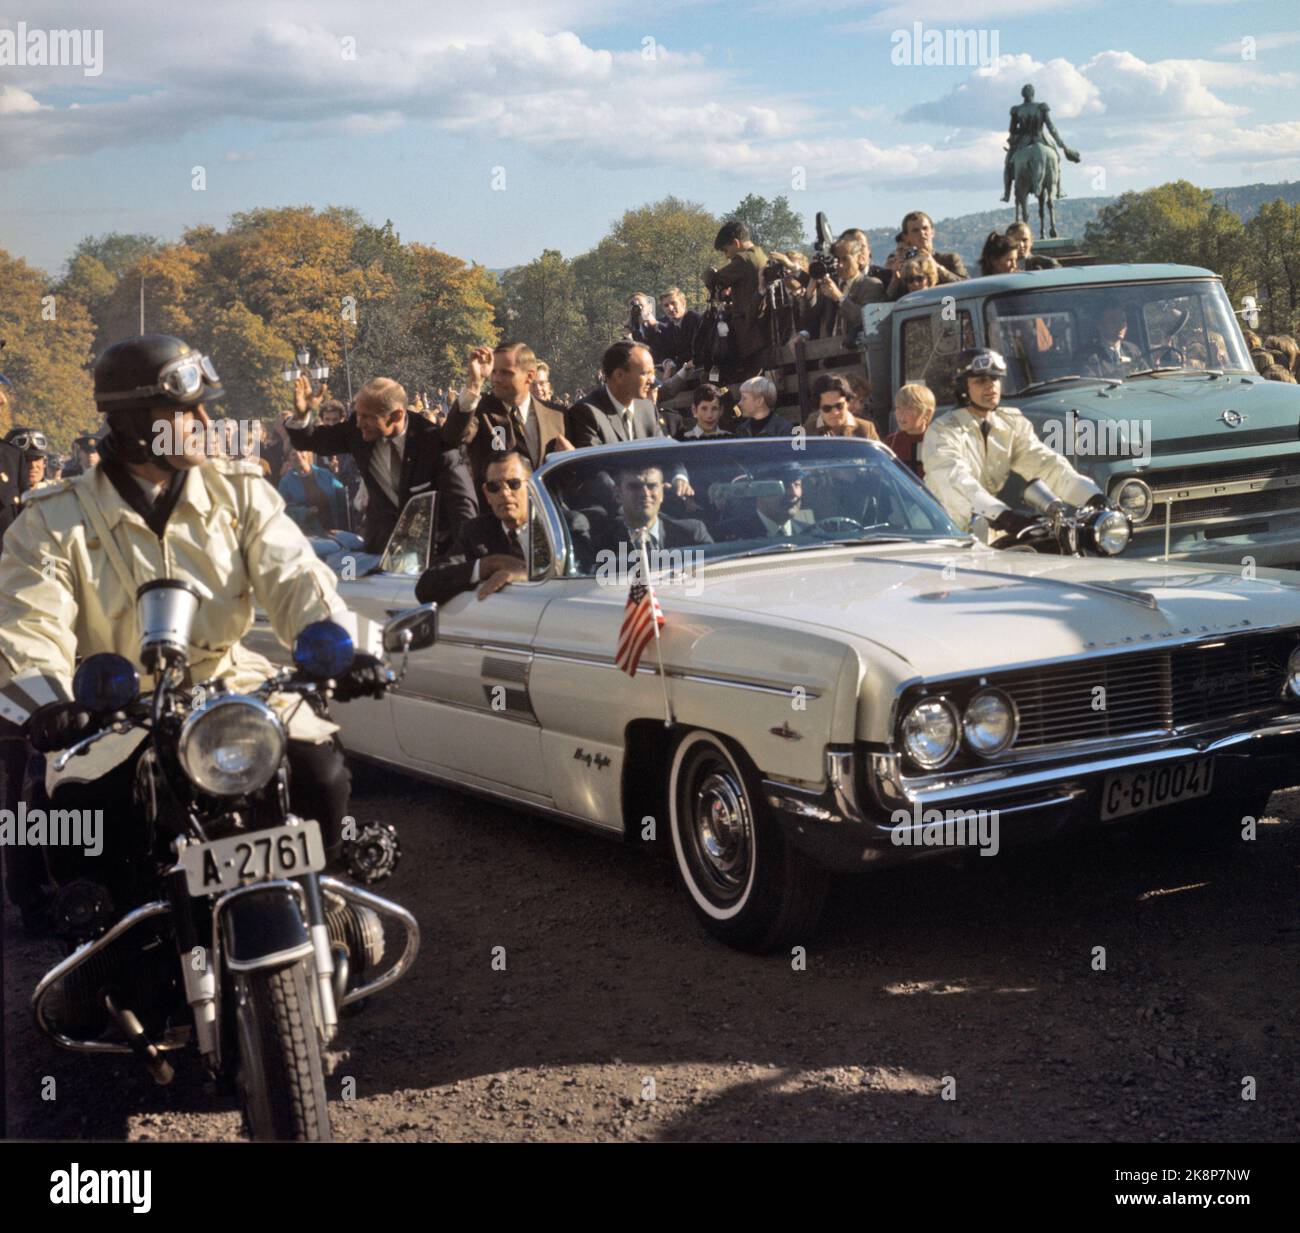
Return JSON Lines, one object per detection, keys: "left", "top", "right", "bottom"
{"left": 685, "top": 547, "right": 1300, "bottom": 679}
{"left": 1018, "top": 373, "right": 1300, "bottom": 460}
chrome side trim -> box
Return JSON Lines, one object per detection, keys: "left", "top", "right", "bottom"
{"left": 439, "top": 638, "right": 825, "bottom": 699}
{"left": 344, "top": 750, "right": 625, "bottom": 838}
{"left": 319, "top": 877, "right": 420, "bottom": 1007}
{"left": 33, "top": 901, "right": 192, "bottom": 1055}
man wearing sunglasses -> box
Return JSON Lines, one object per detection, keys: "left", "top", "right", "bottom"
{"left": 415, "top": 450, "right": 537, "bottom": 605}
{"left": 0, "top": 333, "right": 385, "bottom": 926}
{"left": 922, "top": 347, "right": 1102, "bottom": 542}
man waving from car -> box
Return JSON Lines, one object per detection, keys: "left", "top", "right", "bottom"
{"left": 921, "top": 348, "right": 1102, "bottom": 542}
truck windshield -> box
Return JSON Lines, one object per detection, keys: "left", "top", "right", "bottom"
{"left": 985, "top": 280, "right": 1253, "bottom": 396}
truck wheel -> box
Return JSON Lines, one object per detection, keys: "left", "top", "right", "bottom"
{"left": 668, "top": 729, "right": 828, "bottom": 953}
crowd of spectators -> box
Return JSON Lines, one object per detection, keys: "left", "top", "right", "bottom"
{"left": 3, "top": 203, "right": 1298, "bottom": 561}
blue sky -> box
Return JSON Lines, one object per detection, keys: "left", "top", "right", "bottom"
{"left": 3, "top": 0, "right": 1299, "bottom": 275}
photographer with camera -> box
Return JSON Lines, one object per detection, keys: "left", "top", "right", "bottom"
{"left": 811, "top": 233, "right": 886, "bottom": 339}
{"left": 703, "top": 220, "right": 768, "bottom": 381}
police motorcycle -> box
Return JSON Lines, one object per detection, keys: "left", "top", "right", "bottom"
{"left": 988, "top": 478, "right": 1134, "bottom": 557}
{"left": 30, "top": 580, "right": 436, "bottom": 1141}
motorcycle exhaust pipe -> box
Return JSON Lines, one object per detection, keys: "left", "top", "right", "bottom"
{"left": 103, "top": 991, "right": 174, "bottom": 1085}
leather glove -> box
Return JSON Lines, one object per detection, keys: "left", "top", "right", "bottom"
{"left": 992, "top": 508, "right": 1037, "bottom": 536}
{"left": 1084, "top": 492, "right": 1108, "bottom": 511}
{"left": 331, "top": 654, "right": 389, "bottom": 702}
{"left": 28, "top": 702, "right": 101, "bottom": 753}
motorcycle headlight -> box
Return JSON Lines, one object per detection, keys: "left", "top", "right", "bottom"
{"left": 901, "top": 697, "right": 959, "bottom": 770}
{"left": 962, "top": 688, "right": 1018, "bottom": 757}
{"left": 1113, "top": 478, "right": 1153, "bottom": 524}
{"left": 1090, "top": 508, "right": 1133, "bottom": 556}
{"left": 178, "top": 697, "right": 286, "bottom": 797}
{"left": 1287, "top": 645, "right": 1300, "bottom": 699}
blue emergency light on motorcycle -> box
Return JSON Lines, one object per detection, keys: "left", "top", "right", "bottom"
{"left": 293, "top": 620, "right": 356, "bottom": 680}
{"left": 72, "top": 653, "right": 141, "bottom": 713}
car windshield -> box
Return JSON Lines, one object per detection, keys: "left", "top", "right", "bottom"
{"left": 538, "top": 438, "right": 965, "bottom": 578}
{"left": 985, "top": 279, "right": 1253, "bottom": 396}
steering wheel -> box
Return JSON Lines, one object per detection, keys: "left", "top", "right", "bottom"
{"left": 814, "top": 516, "right": 892, "bottom": 538}
{"left": 1152, "top": 345, "right": 1184, "bottom": 367}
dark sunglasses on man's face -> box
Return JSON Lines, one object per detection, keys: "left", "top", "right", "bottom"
{"left": 484, "top": 477, "right": 525, "bottom": 494}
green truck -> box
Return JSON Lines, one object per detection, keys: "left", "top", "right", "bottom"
{"left": 696, "top": 263, "right": 1300, "bottom": 567}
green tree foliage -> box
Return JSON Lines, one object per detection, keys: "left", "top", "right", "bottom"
{"left": 728, "top": 194, "right": 807, "bottom": 253}
{"left": 1083, "top": 181, "right": 1249, "bottom": 300}
{"left": 497, "top": 250, "right": 586, "bottom": 391}
{"left": 1244, "top": 199, "right": 1300, "bottom": 336}
{"left": 0, "top": 248, "right": 96, "bottom": 447}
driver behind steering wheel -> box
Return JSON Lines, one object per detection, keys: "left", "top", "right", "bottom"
{"left": 921, "top": 348, "right": 1103, "bottom": 544}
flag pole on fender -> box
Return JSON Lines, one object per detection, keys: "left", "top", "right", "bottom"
{"left": 639, "top": 528, "right": 675, "bottom": 728}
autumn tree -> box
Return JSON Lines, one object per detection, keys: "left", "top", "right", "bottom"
{"left": 406, "top": 244, "right": 499, "bottom": 390}
{"left": 0, "top": 248, "right": 96, "bottom": 447}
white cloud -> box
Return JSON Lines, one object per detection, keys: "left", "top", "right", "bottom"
{"left": 0, "top": 85, "right": 42, "bottom": 115}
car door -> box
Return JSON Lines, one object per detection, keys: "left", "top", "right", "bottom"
{"left": 390, "top": 497, "right": 556, "bottom": 803}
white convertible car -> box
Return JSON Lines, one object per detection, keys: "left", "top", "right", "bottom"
{"left": 259, "top": 437, "right": 1300, "bottom": 952}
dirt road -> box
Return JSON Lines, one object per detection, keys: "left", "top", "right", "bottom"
{"left": 6, "top": 765, "right": 1298, "bottom": 1142}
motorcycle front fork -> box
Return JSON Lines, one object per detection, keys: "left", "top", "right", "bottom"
{"left": 167, "top": 869, "right": 339, "bottom": 1077}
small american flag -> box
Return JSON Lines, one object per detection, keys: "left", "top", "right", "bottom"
{"left": 615, "top": 577, "right": 665, "bottom": 676}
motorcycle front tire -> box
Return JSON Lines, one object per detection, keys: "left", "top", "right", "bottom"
{"left": 233, "top": 958, "right": 332, "bottom": 1142}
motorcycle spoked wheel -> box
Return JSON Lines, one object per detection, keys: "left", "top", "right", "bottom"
{"left": 233, "top": 959, "right": 332, "bottom": 1142}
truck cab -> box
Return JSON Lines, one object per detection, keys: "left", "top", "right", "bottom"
{"left": 763, "top": 264, "right": 1300, "bottom": 567}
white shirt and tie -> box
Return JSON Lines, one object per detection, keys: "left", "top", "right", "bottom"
{"left": 607, "top": 389, "right": 639, "bottom": 441}
{"left": 369, "top": 430, "right": 406, "bottom": 508}
{"left": 458, "top": 389, "right": 541, "bottom": 462}
{"left": 469, "top": 519, "right": 530, "bottom": 584}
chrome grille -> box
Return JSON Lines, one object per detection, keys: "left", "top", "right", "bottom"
{"left": 992, "top": 634, "right": 1293, "bottom": 750}
{"left": 1153, "top": 485, "right": 1300, "bottom": 527}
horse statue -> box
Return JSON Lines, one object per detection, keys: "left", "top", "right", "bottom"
{"left": 1001, "top": 84, "right": 1081, "bottom": 240}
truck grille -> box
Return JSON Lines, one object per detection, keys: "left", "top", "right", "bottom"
{"left": 1140, "top": 458, "right": 1300, "bottom": 528}
{"left": 991, "top": 633, "right": 1295, "bottom": 750}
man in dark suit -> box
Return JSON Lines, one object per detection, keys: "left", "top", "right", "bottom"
{"left": 719, "top": 463, "right": 816, "bottom": 541}
{"left": 567, "top": 341, "right": 669, "bottom": 448}
{"left": 1079, "top": 306, "right": 1145, "bottom": 378}
{"left": 284, "top": 376, "right": 476, "bottom": 555}
{"left": 416, "top": 451, "right": 538, "bottom": 606}
{"left": 594, "top": 461, "right": 712, "bottom": 567}
{"left": 444, "top": 342, "right": 571, "bottom": 485}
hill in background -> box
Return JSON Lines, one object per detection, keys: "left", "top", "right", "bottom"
{"left": 861, "top": 180, "right": 1300, "bottom": 271}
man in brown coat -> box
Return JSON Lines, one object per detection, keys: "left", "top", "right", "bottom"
{"left": 703, "top": 220, "right": 768, "bottom": 380}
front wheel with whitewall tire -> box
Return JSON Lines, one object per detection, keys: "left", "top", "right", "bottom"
{"left": 668, "top": 729, "right": 829, "bottom": 953}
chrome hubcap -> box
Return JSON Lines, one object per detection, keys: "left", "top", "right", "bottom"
{"left": 689, "top": 767, "right": 752, "bottom": 901}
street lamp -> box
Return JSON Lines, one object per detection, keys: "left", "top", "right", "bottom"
{"left": 282, "top": 346, "right": 329, "bottom": 384}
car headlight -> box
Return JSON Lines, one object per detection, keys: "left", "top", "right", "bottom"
{"left": 1287, "top": 645, "right": 1300, "bottom": 699}
{"left": 962, "top": 688, "right": 1019, "bottom": 757}
{"left": 178, "top": 697, "right": 287, "bottom": 797}
{"left": 901, "top": 698, "right": 959, "bottom": 769}
{"left": 1090, "top": 508, "right": 1133, "bottom": 556}
{"left": 1113, "top": 478, "right": 1153, "bottom": 524}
